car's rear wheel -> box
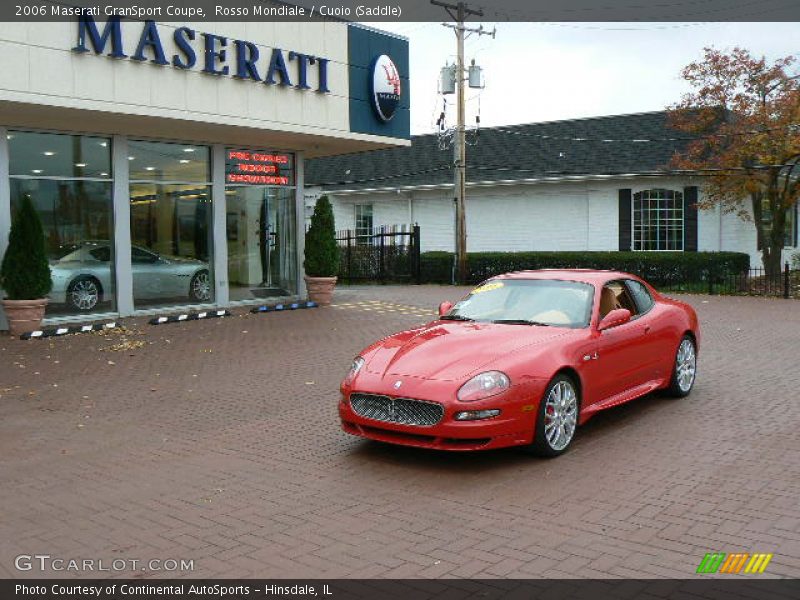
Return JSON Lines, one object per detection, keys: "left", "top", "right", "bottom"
{"left": 667, "top": 335, "right": 697, "bottom": 397}
{"left": 189, "top": 269, "right": 211, "bottom": 302}
{"left": 527, "top": 374, "right": 579, "bottom": 458}
{"left": 67, "top": 276, "right": 102, "bottom": 311}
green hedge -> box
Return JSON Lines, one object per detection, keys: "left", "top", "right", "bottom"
{"left": 420, "top": 251, "right": 751, "bottom": 288}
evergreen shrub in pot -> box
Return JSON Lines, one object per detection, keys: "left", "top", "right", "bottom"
{"left": 0, "top": 195, "right": 52, "bottom": 336}
{"left": 303, "top": 196, "right": 339, "bottom": 305}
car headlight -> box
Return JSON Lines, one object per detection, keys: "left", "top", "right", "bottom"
{"left": 350, "top": 356, "right": 365, "bottom": 374}
{"left": 343, "top": 356, "right": 365, "bottom": 385}
{"left": 457, "top": 371, "right": 510, "bottom": 402}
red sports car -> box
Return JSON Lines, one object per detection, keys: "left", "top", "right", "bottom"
{"left": 339, "top": 270, "right": 700, "bottom": 457}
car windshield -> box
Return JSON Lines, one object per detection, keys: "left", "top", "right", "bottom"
{"left": 52, "top": 243, "right": 82, "bottom": 260}
{"left": 446, "top": 279, "right": 595, "bottom": 328}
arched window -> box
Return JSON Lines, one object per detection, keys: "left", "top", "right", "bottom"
{"left": 633, "top": 189, "right": 684, "bottom": 251}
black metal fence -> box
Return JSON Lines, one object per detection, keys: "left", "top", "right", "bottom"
{"left": 660, "top": 262, "right": 799, "bottom": 299}
{"left": 336, "top": 224, "right": 421, "bottom": 283}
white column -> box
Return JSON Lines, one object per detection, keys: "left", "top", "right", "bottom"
{"left": 295, "top": 151, "right": 307, "bottom": 299}
{"left": 112, "top": 135, "right": 134, "bottom": 317}
{"left": 0, "top": 127, "right": 10, "bottom": 330}
{"left": 211, "top": 144, "right": 228, "bottom": 306}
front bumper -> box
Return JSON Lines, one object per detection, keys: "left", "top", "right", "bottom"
{"left": 338, "top": 386, "right": 541, "bottom": 451}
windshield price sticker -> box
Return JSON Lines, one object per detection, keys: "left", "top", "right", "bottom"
{"left": 471, "top": 282, "right": 504, "bottom": 294}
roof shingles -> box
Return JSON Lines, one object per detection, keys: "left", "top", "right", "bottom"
{"left": 305, "top": 110, "right": 693, "bottom": 191}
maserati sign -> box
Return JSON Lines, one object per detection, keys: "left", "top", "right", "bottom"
{"left": 371, "top": 54, "right": 401, "bottom": 122}
{"left": 71, "top": 16, "right": 331, "bottom": 93}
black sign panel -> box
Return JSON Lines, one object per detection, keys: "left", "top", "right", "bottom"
{"left": 225, "top": 149, "right": 294, "bottom": 186}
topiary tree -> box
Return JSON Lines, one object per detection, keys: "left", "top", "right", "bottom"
{"left": 0, "top": 194, "right": 52, "bottom": 299}
{"left": 304, "top": 196, "right": 339, "bottom": 277}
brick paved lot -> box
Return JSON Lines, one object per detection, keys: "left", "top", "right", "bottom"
{"left": 0, "top": 286, "right": 799, "bottom": 579}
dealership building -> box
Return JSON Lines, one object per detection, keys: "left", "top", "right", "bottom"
{"left": 305, "top": 111, "right": 798, "bottom": 268}
{"left": 0, "top": 16, "right": 409, "bottom": 329}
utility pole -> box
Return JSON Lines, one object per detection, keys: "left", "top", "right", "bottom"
{"left": 431, "top": 0, "right": 492, "bottom": 284}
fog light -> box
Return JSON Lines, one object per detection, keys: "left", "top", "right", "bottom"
{"left": 454, "top": 409, "right": 501, "bottom": 421}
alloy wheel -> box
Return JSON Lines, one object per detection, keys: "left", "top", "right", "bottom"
{"left": 192, "top": 271, "right": 211, "bottom": 301}
{"left": 70, "top": 279, "right": 99, "bottom": 311}
{"left": 544, "top": 380, "right": 578, "bottom": 451}
{"left": 676, "top": 338, "right": 696, "bottom": 393}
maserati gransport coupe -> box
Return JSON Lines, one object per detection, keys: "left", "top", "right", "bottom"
{"left": 50, "top": 241, "right": 212, "bottom": 311}
{"left": 339, "top": 270, "right": 700, "bottom": 457}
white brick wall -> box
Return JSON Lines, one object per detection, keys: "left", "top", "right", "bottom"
{"left": 320, "top": 177, "right": 795, "bottom": 268}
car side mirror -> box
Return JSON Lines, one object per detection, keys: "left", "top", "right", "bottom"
{"left": 598, "top": 308, "right": 631, "bottom": 331}
{"left": 438, "top": 301, "right": 454, "bottom": 317}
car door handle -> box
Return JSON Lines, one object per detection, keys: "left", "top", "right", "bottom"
{"left": 644, "top": 325, "right": 651, "bottom": 334}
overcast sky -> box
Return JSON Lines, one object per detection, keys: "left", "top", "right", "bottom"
{"left": 369, "top": 21, "right": 799, "bottom": 135}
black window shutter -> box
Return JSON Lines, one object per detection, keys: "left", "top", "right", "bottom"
{"left": 683, "top": 186, "right": 699, "bottom": 252}
{"left": 619, "top": 189, "right": 632, "bottom": 251}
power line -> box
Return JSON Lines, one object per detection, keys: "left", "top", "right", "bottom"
{"left": 472, "top": 0, "right": 787, "bottom": 24}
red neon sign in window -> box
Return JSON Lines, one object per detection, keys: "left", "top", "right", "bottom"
{"left": 225, "top": 150, "right": 294, "bottom": 186}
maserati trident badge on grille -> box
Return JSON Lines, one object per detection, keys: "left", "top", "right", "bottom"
{"left": 393, "top": 380, "right": 403, "bottom": 389}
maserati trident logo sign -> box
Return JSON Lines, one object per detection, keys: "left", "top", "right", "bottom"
{"left": 371, "top": 54, "right": 401, "bottom": 122}
{"left": 393, "top": 380, "right": 403, "bottom": 389}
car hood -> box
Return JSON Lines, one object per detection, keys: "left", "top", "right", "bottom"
{"left": 363, "top": 321, "right": 574, "bottom": 382}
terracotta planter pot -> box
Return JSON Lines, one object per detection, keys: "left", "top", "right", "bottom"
{"left": 304, "top": 276, "right": 337, "bottom": 305}
{"left": 2, "top": 298, "right": 48, "bottom": 337}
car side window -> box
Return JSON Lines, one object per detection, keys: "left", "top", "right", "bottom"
{"left": 89, "top": 247, "right": 111, "bottom": 262}
{"left": 625, "top": 280, "right": 655, "bottom": 314}
{"left": 600, "top": 281, "right": 639, "bottom": 319}
{"left": 131, "top": 247, "right": 158, "bottom": 264}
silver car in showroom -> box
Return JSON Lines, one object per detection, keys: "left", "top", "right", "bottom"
{"left": 50, "top": 241, "right": 212, "bottom": 311}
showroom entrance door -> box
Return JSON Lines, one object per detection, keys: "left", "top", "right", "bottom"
{"left": 226, "top": 186, "right": 297, "bottom": 302}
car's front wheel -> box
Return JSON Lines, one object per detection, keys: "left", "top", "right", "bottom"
{"left": 189, "top": 269, "right": 211, "bottom": 302}
{"left": 527, "top": 374, "right": 579, "bottom": 458}
{"left": 67, "top": 276, "right": 102, "bottom": 311}
{"left": 667, "top": 335, "right": 697, "bottom": 397}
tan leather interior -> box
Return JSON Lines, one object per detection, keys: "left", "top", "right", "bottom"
{"left": 599, "top": 287, "right": 620, "bottom": 318}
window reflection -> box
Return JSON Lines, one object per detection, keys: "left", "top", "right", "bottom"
{"left": 226, "top": 186, "right": 296, "bottom": 301}
{"left": 128, "top": 139, "right": 212, "bottom": 308}
{"left": 129, "top": 141, "right": 209, "bottom": 182}
{"left": 9, "top": 131, "right": 111, "bottom": 179}
{"left": 9, "top": 131, "right": 114, "bottom": 316}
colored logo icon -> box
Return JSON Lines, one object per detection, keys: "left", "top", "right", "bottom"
{"left": 696, "top": 552, "right": 773, "bottom": 574}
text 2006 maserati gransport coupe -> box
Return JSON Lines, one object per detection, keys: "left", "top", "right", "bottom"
{"left": 339, "top": 270, "right": 700, "bottom": 457}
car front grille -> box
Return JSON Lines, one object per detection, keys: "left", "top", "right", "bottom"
{"left": 349, "top": 393, "right": 444, "bottom": 427}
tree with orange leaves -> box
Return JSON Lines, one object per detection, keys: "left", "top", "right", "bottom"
{"left": 668, "top": 47, "right": 800, "bottom": 275}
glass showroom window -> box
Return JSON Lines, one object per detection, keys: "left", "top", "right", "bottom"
{"left": 128, "top": 141, "right": 213, "bottom": 308}
{"left": 224, "top": 149, "right": 296, "bottom": 302}
{"left": 633, "top": 189, "right": 684, "bottom": 251}
{"left": 8, "top": 131, "right": 114, "bottom": 316}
